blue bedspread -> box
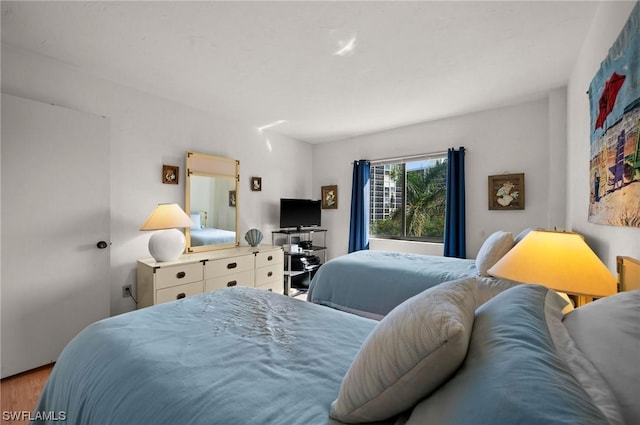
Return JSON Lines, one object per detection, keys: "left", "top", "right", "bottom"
{"left": 307, "top": 251, "right": 482, "bottom": 319}
{"left": 32, "top": 287, "right": 380, "bottom": 425}
{"left": 190, "top": 227, "right": 236, "bottom": 246}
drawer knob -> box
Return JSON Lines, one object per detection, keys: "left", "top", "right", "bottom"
{"left": 267, "top": 255, "right": 273, "bottom": 261}
{"left": 176, "top": 271, "right": 186, "bottom": 279}
{"left": 227, "top": 280, "right": 238, "bottom": 287}
{"left": 176, "top": 292, "right": 186, "bottom": 300}
{"left": 227, "top": 262, "right": 237, "bottom": 269}
{"left": 267, "top": 271, "right": 273, "bottom": 277}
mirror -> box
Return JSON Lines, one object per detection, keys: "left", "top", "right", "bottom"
{"left": 185, "top": 151, "right": 239, "bottom": 253}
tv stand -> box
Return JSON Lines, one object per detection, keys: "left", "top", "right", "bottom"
{"left": 272, "top": 228, "right": 327, "bottom": 296}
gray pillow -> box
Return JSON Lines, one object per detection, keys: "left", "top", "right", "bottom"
{"left": 475, "top": 276, "right": 519, "bottom": 307}
{"left": 330, "top": 278, "right": 478, "bottom": 423}
{"left": 475, "top": 230, "right": 514, "bottom": 276}
{"left": 514, "top": 226, "right": 538, "bottom": 243}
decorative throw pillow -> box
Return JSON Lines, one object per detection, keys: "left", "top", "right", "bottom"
{"left": 475, "top": 230, "right": 514, "bottom": 276}
{"left": 330, "top": 278, "right": 478, "bottom": 423}
{"left": 403, "top": 284, "right": 613, "bottom": 425}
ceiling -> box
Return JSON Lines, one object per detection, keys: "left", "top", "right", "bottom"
{"left": 1, "top": 1, "right": 599, "bottom": 143}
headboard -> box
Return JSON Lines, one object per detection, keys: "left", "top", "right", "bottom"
{"left": 196, "top": 211, "right": 208, "bottom": 228}
{"left": 617, "top": 256, "right": 640, "bottom": 292}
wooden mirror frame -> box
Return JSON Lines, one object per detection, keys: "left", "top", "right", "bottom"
{"left": 185, "top": 151, "right": 240, "bottom": 253}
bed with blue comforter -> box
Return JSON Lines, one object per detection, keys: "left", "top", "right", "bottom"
{"left": 307, "top": 250, "right": 505, "bottom": 319}
{"left": 32, "top": 287, "right": 381, "bottom": 425}
{"left": 31, "top": 283, "right": 639, "bottom": 425}
{"left": 190, "top": 227, "right": 236, "bottom": 246}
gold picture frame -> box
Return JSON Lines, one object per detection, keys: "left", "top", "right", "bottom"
{"left": 162, "top": 165, "right": 179, "bottom": 185}
{"left": 321, "top": 185, "right": 338, "bottom": 209}
{"left": 488, "top": 173, "right": 525, "bottom": 210}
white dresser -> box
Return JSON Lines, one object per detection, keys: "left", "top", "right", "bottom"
{"left": 137, "top": 245, "right": 284, "bottom": 308}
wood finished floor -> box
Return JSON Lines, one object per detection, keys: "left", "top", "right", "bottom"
{"left": 1, "top": 364, "right": 53, "bottom": 425}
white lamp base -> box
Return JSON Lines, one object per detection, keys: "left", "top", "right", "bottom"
{"left": 148, "top": 229, "right": 185, "bottom": 262}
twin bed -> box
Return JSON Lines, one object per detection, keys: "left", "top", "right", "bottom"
{"left": 307, "top": 250, "right": 515, "bottom": 319}
{"left": 189, "top": 227, "right": 236, "bottom": 246}
{"left": 31, "top": 235, "right": 639, "bottom": 425}
{"left": 189, "top": 211, "right": 236, "bottom": 246}
{"left": 308, "top": 230, "right": 517, "bottom": 319}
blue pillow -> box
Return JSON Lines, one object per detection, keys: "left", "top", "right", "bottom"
{"left": 404, "top": 284, "right": 611, "bottom": 425}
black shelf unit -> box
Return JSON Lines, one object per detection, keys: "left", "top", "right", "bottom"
{"left": 272, "top": 228, "right": 327, "bottom": 296}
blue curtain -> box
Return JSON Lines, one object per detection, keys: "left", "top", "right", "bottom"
{"left": 348, "top": 160, "right": 370, "bottom": 253}
{"left": 444, "top": 147, "right": 466, "bottom": 258}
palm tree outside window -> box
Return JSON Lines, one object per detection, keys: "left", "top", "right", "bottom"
{"left": 369, "top": 154, "right": 447, "bottom": 243}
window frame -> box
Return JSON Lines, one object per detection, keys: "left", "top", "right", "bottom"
{"left": 368, "top": 152, "right": 447, "bottom": 244}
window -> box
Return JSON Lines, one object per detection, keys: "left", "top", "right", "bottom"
{"left": 369, "top": 154, "right": 447, "bottom": 243}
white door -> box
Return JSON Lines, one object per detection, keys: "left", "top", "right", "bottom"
{"left": 1, "top": 94, "right": 110, "bottom": 378}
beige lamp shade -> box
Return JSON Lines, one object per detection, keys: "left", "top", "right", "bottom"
{"left": 487, "top": 230, "right": 617, "bottom": 298}
{"left": 140, "top": 203, "right": 194, "bottom": 231}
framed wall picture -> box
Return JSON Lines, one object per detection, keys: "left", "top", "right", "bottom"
{"left": 321, "top": 185, "right": 338, "bottom": 209}
{"left": 162, "top": 165, "right": 179, "bottom": 185}
{"left": 587, "top": 5, "right": 640, "bottom": 227}
{"left": 251, "top": 176, "right": 262, "bottom": 191}
{"left": 488, "top": 173, "right": 525, "bottom": 210}
{"left": 229, "top": 190, "right": 236, "bottom": 207}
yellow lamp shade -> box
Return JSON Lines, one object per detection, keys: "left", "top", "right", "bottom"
{"left": 487, "top": 230, "right": 616, "bottom": 298}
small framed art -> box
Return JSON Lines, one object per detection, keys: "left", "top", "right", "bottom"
{"left": 488, "top": 173, "right": 525, "bottom": 210}
{"left": 229, "top": 190, "right": 236, "bottom": 207}
{"left": 162, "top": 165, "right": 179, "bottom": 185}
{"left": 321, "top": 185, "right": 338, "bottom": 209}
{"left": 251, "top": 177, "right": 262, "bottom": 191}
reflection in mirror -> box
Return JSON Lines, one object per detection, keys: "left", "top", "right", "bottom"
{"left": 186, "top": 152, "right": 239, "bottom": 253}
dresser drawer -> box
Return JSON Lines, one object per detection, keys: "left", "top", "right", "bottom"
{"left": 155, "top": 281, "right": 203, "bottom": 304}
{"left": 205, "top": 270, "right": 254, "bottom": 292}
{"left": 255, "top": 263, "right": 282, "bottom": 287}
{"left": 255, "top": 249, "right": 283, "bottom": 268}
{"left": 155, "top": 263, "right": 203, "bottom": 289}
{"left": 256, "top": 280, "right": 283, "bottom": 294}
{"left": 205, "top": 254, "right": 254, "bottom": 279}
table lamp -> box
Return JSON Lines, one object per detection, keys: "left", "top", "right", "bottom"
{"left": 488, "top": 229, "right": 617, "bottom": 305}
{"left": 140, "top": 203, "right": 194, "bottom": 262}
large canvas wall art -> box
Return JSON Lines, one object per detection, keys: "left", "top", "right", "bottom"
{"left": 588, "top": 2, "right": 640, "bottom": 227}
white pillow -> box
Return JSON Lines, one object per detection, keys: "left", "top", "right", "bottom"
{"left": 190, "top": 213, "right": 201, "bottom": 230}
{"left": 476, "top": 230, "right": 514, "bottom": 276}
{"left": 330, "top": 278, "right": 478, "bottom": 423}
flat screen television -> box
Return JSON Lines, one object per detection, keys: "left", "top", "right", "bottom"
{"left": 280, "top": 198, "right": 321, "bottom": 230}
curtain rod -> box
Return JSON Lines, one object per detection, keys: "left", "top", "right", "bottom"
{"left": 367, "top": 151, "right": 448, "bottom": 165}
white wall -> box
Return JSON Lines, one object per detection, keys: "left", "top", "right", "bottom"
{"left": 313, "top": 93, "right": 568, "bottom": 260}
{"left": 1, "top": 45, "right": 313, "bottom": 316}
{"left": 567, "top": 1, "right": 640, "bottom": 272}
{"left": 5, "top": 0, "right": 635, "bottom": 320}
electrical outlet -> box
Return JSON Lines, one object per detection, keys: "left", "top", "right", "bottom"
{"left": 122, "top": 285, "right": 132, "bottom": 298}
